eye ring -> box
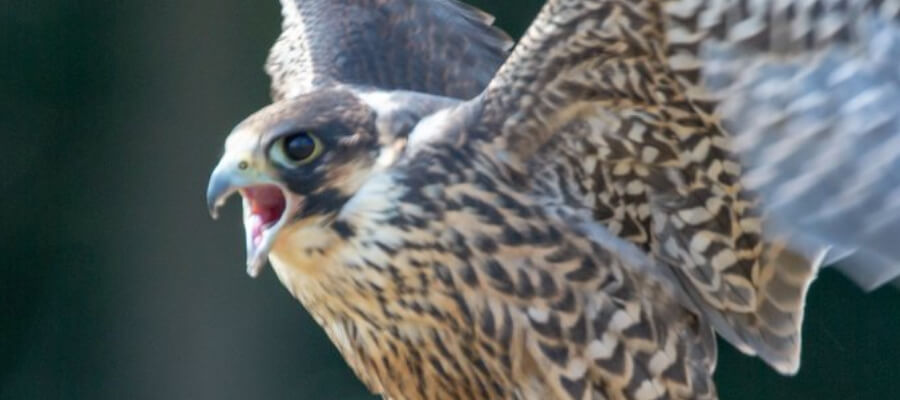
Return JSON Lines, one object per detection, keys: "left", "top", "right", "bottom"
{"left": 270, "top": 131, "right": 323, "bottom": 167}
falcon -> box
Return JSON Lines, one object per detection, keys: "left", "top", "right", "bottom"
{"left": 206, "top": 0, "right": 900, "bottom": 398}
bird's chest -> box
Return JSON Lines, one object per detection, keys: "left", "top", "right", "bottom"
{"left": 268, "top": 245, "right": 493, "bottom": 398}
{"left": 276, "top": 247, "right": 544, "bottom": 399}
{"left": 320, "top": 313, "right": 547, "bottom": 400}
{"left": 267, "top": 170, "right": 563, "bottom": 399}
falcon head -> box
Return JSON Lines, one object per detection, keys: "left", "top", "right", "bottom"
{"left": 205, "top": 0, "right": 511, "bottom": 278}
{"left": 207, "top": 88, "right": 396, "bottom": 277}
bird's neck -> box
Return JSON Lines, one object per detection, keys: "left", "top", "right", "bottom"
{"left": 267, "top": 208, "right": 436, "bottom": 324}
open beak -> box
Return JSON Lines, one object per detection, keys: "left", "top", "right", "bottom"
{"left": 207, "top": 159, "right": 300, "bottom": 277}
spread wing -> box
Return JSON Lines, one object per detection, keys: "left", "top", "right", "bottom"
{"left": 392, "top": 144, "right": 719, "bottom": 399}
{"left": 265, "top": 0, "right": 513, "bottom": 101}
{"left": 664, "top": 0, "right": 900, "bottom": 289}
{"left": 458, "top": 0, "right": 820, "bottom": 375}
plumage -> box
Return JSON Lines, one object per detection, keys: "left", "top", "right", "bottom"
{"left": 206, "top": 0, "right": 900, "bottom": 398}
{"left": 265, "top": 0, "right": 513, "bottom": 100}
{"left": 662, "top": 0, "right": 900, "bottom": 290}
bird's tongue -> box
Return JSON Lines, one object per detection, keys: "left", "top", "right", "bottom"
{"left": 244, "top": 185, "right": 287, "bottom": 247}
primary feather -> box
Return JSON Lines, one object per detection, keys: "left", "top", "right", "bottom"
{"left": 664, "top": 0, "right": 900, "bottom": 289}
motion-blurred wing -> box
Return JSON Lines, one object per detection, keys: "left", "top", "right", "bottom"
{"left": 465, "top": 0, "right": 812, "bottom": 378}
{"left": 664, "top": 0, "right": 900, "bottom": 290}
{"left": 266, "top": 0, "right": 513, "bottom": 100}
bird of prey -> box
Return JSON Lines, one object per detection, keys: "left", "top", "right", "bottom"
{"left": 207, "top": 0, "right": 900, "bottom": 398}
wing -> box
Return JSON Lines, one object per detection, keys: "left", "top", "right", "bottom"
{"left": 488, "top": 228, "right": 720, "bottom": 400}
{"left": 664, "top": 0, "right": 900, "bottom": 290}
{"left": 457, "top": 0, "right": 818, "bottom": 374}
{"left": 265, "top": 0, "right": 513, "bottom": 100}
{"left": 391, "top": 147, "right": 718, "bottom": 399}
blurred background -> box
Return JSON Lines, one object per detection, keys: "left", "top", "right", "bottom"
{"left": 2, "top": 1, "right": 898, "bottom": 399}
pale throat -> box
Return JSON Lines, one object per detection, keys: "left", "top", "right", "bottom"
{"left": 267, "top": 217, "right": 342, "bottom": 302}
{"left": 266, "top": 171, "right": 408, "bottom": 314}
{"left": 266, "top": 215, "right": 398, "bottom": 330}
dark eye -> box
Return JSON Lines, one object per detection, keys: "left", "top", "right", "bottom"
{"left": 285, "top": 132, "right": 317, "bottom": 161}
{"left": 272, "top": 131, "right": 323, "bottom": 166}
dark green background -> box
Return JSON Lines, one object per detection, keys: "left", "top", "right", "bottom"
{"left": 2, "top": 1, "right": 898, "bottom": 398}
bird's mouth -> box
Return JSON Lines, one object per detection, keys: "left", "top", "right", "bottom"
{"left": 209, "top": 182, "right": 300, "bottom": 277}
{"left": 241, "top": 185, "right": 298, "bottom": 277}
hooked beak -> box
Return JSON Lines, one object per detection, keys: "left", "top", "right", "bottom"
{"left": 207, "top": 158, "right": 300, "bottom": 277}
{"left": 206, "top": 162, "right": 238, "bottom": 220}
